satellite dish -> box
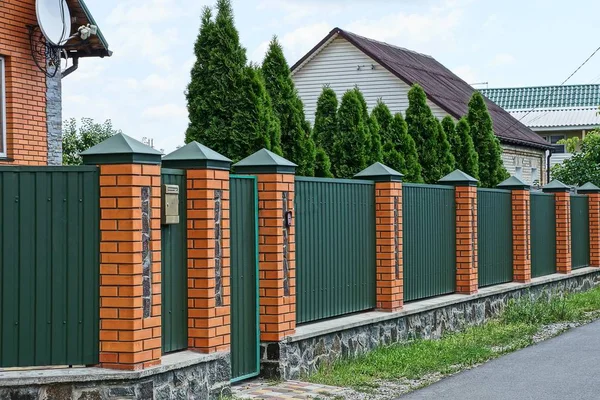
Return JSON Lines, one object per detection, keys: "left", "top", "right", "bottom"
{"left": 36, "top": 0, "right": 71, "bottom": 46}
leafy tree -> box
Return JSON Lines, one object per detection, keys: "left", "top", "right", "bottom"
{"left": 313, "top": 87, "right": 338, "bottom": 156}
{"left": 405, "top": 84, "right": 442, "bottom": 183}
{"left": 62, "top": 118, "right": 121, "bottom": 165}
{"left": 262, "top": 37, "right": 314, "bottom": 175}
{"left": 436, "top": 119, "right": 456, "bottom": 176}
{"left": 314, "top": 147, "right": 333, "bottom": 178}
{"left": 333, "top": 89, "right": 369, "bottom": 178}
{"left": 557, "top": 137, "right": 581, "bottom": 153}
{"left": 552, "top": 130, "right": 600, "bottom": 186}
{"left": 455, "top": 117, "right": 479, "bottom": 179}
{"left": 467, "top": 92, "right": 509, "bottom": 187}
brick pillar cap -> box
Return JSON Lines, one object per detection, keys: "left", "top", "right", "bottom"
{"left": 439, "top": 169, "right": 478, "bottom": 187}
{"left": 577, "top": 182, "right": 600, "bottom": 194}
{"left": 497, "top": 175, "right": 530, "bottom": 190}
{"left": 233, "top": 148, "right": 296, "bottom": 174}
{"left": 162, "top": 141, "right": 231, "bottom": 170}
{"left": 543, "top": 179, "right": 571, "bottom": 193}
{"left": 81, "top": 133, "right": 162, "bottom": 165}
{"left": 354, "top": 162, "right": 403, "bottom": 182}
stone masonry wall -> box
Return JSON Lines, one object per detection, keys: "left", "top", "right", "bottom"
{"left": 46, "top": 60, "right": 62, "bottom": 165}
{"left": 261, "top": 270, "right": 600, "bottom": 379}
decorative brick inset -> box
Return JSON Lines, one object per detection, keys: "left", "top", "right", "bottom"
{"left": 256, "top": 174, "right": 296, "bottom": 342}
{"left": 374, "top": 181, "right": 403, "bottom": 311}
{"left": 186, "top": 169, "right": 231, "bottom": 353}
{"left": 98, "top": 164, "right": 162, "bottom": 370}
{"left": 554, "top": 191, "right": 572, "bottom": 274}
{"left": 455, "top": 186, "right": 478, "bottom": 294}
{"left": 512, "top": 189, "right": 531, "bottom": 283}
{"left": 588, "top": 193, "right": 600, "bottom": 267}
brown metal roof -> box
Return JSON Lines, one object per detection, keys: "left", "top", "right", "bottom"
{"left": 64, "top": 0, "right": 111, "bottom": 58}
{"left": 292, "top": 28, "right": 551, "bottom": 150}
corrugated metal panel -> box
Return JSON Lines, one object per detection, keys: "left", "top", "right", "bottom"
{"left": 481, "top": 85, "right": 600, "bottom": 110}
{"left": 295, "top": 177, "right": 376, "bottom": 324}
{"left": 161, "top": 169, "right": 188, "bottom": 354}
{"left": 531, "top": 193, "right": 557, "bottom": 278}
{"left": 508, "top": 107, "right": 600, "bottom": 129}
{"left": 0, "top": 167, "right": 99, "bottom": 368}
{"left": 571, "top": 195, "right": 590, "bottom": 269}
{"left": 403, "top": 184, "right": 456, "bottom": 302}
{"left": 230, "top": 176, "right": 259, "bottom": 381}
{"left": 477, "top": 189, "right": 513, "bottom": 287}
{"left": 292, "top": 37, "right": 448, "bottom": 123}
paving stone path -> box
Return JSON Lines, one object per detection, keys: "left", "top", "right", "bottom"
{"left": 232, "top": 379, "right": 348, "bottom": 399}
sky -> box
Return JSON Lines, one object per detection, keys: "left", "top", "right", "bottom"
{"left": 63, "top": 0, "right": 600, "bottom": 154}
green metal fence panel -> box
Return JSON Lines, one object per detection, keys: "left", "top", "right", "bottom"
{"left": 531, "top": 192, "right": 557, "bottom": 278}
{"left": 403, "top": 184, "right": 456, "bottom": 302}
{"left": 230, "top": 176, "right": 259, "bottom": 382}
{"left": 295, "top": 177, "right": 376, "bottom": 324}
{"left": 571, "top": 195, "right": 590, "bottom": 269}
{"left": 0, "top": 166, "right": 99, "bottom": 368}
{"left": 477, "top": 189, "right": 513, "bottom": 287}
{"left": 161, "top": 169, "right": 188, "bottom": 354}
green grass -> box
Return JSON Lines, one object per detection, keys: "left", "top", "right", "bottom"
{"left": 307, "top": 286, "right": 600, "bottom": 391}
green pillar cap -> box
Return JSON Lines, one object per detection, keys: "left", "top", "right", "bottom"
{"left": 233, "top": 148, "right": 296, "bottom": 174}
{"left": 354, "top": 162, "right": 403, "bottom": 182}
{"left": 81, "top": 133, "right": 162, "bottom": 165}
{"left": 438, "top": 169, "right": 478, "bottom": 187}
{"left": 497, "top": 175, "right": 530, "bottom": 190}
{"left": 162, "top": 141, "right": 231, "bottom": 170}
{"left": 578, "top": 182, "right": 600, "bottom": 194}
{"left": 543, "top": 179, "right": 570, "bottom": 193}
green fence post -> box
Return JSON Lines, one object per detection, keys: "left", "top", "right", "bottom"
{"left": 543, "top": 180, "right": 572, "bottom": 274}
{"left": 578, "top": 183, "right": 600, "bottom": 267}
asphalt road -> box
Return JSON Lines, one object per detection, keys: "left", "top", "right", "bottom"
{"left": 400, "top": 320, "right": 600, "bottom": 399}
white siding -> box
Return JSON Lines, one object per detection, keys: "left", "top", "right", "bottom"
{"left": 293, "top": 36, "right": 449, "bottom": 123}
{"left": 501, "top": 144, "right": 546, "bottom": 186}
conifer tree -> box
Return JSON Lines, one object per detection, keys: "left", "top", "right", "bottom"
{"left": 368, "top": 116, "right": 384, "bottom": 165}
{"left": 313, "top": 87, "right": 338, "bottom": 156}
{"left": 371, "top": 99, "right": 394, "bottom": 143}
{"left": 262, "top": 37, "right": 313, "bottom": 175}
{"left": 314, "top": 148, "right": 334, "bottom": 178}
{"left": 467, "top": 92, "right": 509, "bottom": 187}
{"left": 436, "top": 119, "right": 456, "bottom": 176}
{"left": 391, "top": 113, "right": 423, "bottom": 183}
{"left": 455, "top": 117, "right": 479, "bottom": 179}
{"left": 383, "top": 141, "right": 405, "bottom": 174}
{"left": 405, "top": 84, "right": 442, "bottom": 183}
{"left": 442, "top": 116, "right": 463, "bottom": 164}
{"left": 333, "top": 89, "right": 369, "bottom": 178}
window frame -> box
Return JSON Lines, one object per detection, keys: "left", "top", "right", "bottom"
{"left": 0, "top": 56, "right": 5, "bottom": 158}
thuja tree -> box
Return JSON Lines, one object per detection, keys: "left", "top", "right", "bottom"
{"left": 262, "top": 37, "right": 315, "bottom": 175}
{"left": 333, "top": 89, "right": 369, "bottom": 178}
{"left": 455, "top": 117, "right": 479, "bottom": 179}
{"left": 314, "top": 148, "right": 334, "bottom": 178}
{"left": 467, "top": 92, "right": 509, "bottom": 187}
{"left": 436, "top": 119, "right": 456, "bottom": 176}
{"left": 354, "top": 88, "right": 382, "bottom": 165}
{"left": 442, "top": 116, "right": 462, "bottom": 163}
{"left": 371, "top": 99, "right": 394, "bottom": 142}
{"left": 405, "top": 84, "right": 443, "bottom": 183}
{"left": 313, "top": 87, "right": 338, "bottom": 156}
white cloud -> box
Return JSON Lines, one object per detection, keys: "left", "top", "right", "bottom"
{"left": 256, "top": 0, "right": 346, "bottom": 22}
{"left": 452, "top": 65, "right": 479, "bottom": 84}
{"left": 490, "top": 53, "right": 516, "bottom": 66}
{"left": 142, "top": 103, "right": 188, "bottom": 119}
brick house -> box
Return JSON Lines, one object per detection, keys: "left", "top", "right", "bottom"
{"left": 292, "top": 28, "right": 553, "bottom": 186}
{"left": 0, "top": 0, "right": 109, "bottom": 166}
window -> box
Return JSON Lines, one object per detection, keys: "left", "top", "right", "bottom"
{"left": 549, "top": 135, "right": 565, "bottom": 154}
{"left": 0, "top": 57, "right": 5, "bottom": 157}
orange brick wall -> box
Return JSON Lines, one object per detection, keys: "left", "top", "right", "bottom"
{"left": 588, "top": 193, "right": 600, "bottom": 267}
{"left": 98, "top": 164, "right": 162, "bottom": 370}
{"left": 512, "top": 189, "right": 531, "bottom": 283}
{"left": 554, "top": 192, "right": 572, "bottom": 274}
{"left": 455, "top": 186, "right": 478, "bottom": 294}
{"left": 186, "top": 169, "right": 231, "bottom": 353}
{"left": 0, "top": 0, "right": 48, "bottom": 165}
{"left": 375, "top": 181, "right": 403, "bottom": 311}
{"left": 256, "top": 173, "right": 296, "bottom": 342}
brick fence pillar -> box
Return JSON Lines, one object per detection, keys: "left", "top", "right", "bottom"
{"left": 234, "top": 149, "right": 296, "bottom": 342}
{"left": 544, "top": 180, "right": 572, "bottom": 274}
{"left": 440, "top": 170, "right": 479, "bottom": 295}
{"left": 355, "top": 163, "right": 404, "bottom": 311}
{"left": 162, "top": 142, "right": 233, "bottom": 353}
{"left": 82, "top": 133, "right": 163, "bottom": 370}
{"left": 498, "top": 176, "right": 532, "bottom": 283}
{"left": 579, "top": 182, "right": 600, "bottom": 267}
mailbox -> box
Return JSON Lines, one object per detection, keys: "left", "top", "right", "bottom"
{"left": 162, "top": 184, "right": 180, "bottom": 225}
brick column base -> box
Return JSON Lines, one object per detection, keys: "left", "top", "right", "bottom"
{"left": 512, "top": 189, "right": 531, "bottom": 283}
{"left": 455, "top": 185, "right": 478, "bottom": 294}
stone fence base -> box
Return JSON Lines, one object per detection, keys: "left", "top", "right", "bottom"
{"left": 261, "top": 268, "right": 600, "bottom": 379}
{"left": 0, "top": 352, "right": 230, "bottom": 400}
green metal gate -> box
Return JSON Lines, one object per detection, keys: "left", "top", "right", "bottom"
{"left": 230, "top": 176, "right": 259, "bottom": 382}
{"left": 0, "top": 167, "right": 99, "bottom": 368}
{"left": 531, "top": 192, "right": 557, "bottom": 278}
{"left": 295, "top": 177, "right": 376, "bottom": 324}
{"left": 403, "top": 184, "right": 456, "bottom": 302}
{"left": 478, "top": 189, "right": 513, "bottom": 287}
{"left": 571, "top": 195, "right": 590, "bottom": 269}
{"left": 161, "top": 169, "right": 188, "bottom": 354}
